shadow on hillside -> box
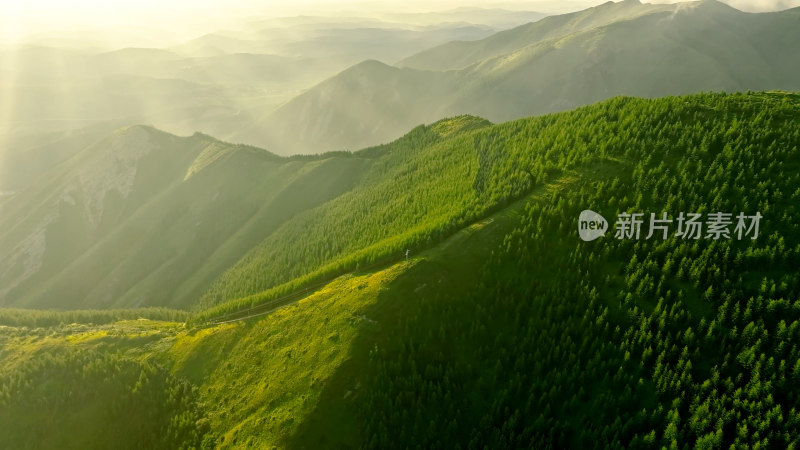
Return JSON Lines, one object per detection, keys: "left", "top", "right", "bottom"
{"left": 280, "top": 209, "right": 523, "bottom": 448}
{"left": 281, "top": 253, "right": 472, "bottom": 449}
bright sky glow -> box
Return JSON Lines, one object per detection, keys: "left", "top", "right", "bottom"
{"left": 2, "top": 0, "right": 798, "bottom": 48}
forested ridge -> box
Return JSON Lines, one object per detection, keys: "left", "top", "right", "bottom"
{"left": 1, "top": 92, "right": 800, "bottom": 448}
{"left": 349, "top": 91, "right": 800, "bottom": 448}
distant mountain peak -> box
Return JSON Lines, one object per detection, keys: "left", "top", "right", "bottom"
{"left": 596, "top": 0, "right": 643, "bottom": 9}
{"left": 692, "top": 0, "right": 739, "bottom": 11}
{"left": 351, "top": 59, "right": 394, "bottom": 71}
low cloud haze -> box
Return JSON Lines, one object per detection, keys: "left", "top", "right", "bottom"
{"left": 3, "top": 0, "right": 799, "bottom": 49}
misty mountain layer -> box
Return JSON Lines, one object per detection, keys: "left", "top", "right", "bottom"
{"left": 249, "top": 0, "right": 800, "bottom": 154}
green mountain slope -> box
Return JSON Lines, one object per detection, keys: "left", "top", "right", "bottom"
{"left": 190, "top": 91, "right": 800, "bottom": 448}
{"left": 198, "top": 114, "right": 504, "bottom": 313}
{"left": 0, "top": 126, "right": 371, "bottom": 309}
{"left": 253, "top": 0, "right": 800, "bottom": 154}
{"left": 2, "top": 92, "right": 799, "bottom": 448}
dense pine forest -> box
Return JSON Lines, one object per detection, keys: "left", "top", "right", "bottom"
{"left": 346, "top": 92, "right": 800, "bottom": 448}
{"left": 2, "top": 92, "right": 800, "bottom": 448}
{"left": 0, "top": 348, "right": 207, "bottom": 449}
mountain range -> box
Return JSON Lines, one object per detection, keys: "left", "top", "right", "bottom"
{"left": 0, "top": 11, "right": 525, "bottom": 193}
{"left": 248, "top": 0, "right": 800, "bottom": 154}
{"left": 4, "top": 0, "right": 800, "bottom": 313}
{"left": 3, "top": 1, "right": 800, "bottom": 448}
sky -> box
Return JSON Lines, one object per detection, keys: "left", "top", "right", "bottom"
{"left": 2, "top": 0, "right": 799, "bottom": 47}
